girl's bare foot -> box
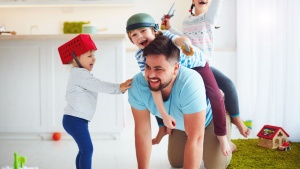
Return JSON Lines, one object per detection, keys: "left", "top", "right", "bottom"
{"left": 230, "top": 141, "right": 237, "bottom": 152}
{"left": 217, "top": 135, "right": 232, "bottom": 156}
{"left": 232, "top": 117, "right": 251, "bottom": 138}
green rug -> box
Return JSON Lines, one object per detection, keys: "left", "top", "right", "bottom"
{"left": 228, "top": 139, "right": 300, "bottom": 169}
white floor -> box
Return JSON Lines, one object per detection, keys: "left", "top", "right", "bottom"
{"left": 0, "top": 110, "right": 245, "bottom": 169}
{"left": 0, "top": 113, "right": 182, "bottom": 169}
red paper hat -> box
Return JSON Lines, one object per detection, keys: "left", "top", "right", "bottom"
{"left": 58, "top": 34, "right": 97, "bottom": 64}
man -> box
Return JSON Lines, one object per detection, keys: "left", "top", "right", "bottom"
{"left": 128, "top": 36, "right": 232, "bottom": 169}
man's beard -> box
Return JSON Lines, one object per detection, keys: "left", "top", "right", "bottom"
{"left": 148, "top": 77, "right": 173, "bottom": 91}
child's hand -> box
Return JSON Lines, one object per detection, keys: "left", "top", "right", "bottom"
{"left": 161, "top": 18, "right": 172, "bottom": 30}
{"left": 161, "top": 113, "right": 176, "bottom": 129}
{"left": 217, "top": 135, "right": 232, "bottom": 156}
{"left": 175, "top": 36, "right": 195, "bottom": 56}
{"left": 152, "top": 126, "right": 172, "bottom": 145}
{"left": 120, "top": 78, "right": 133, "bottom": 93}
{"left": 181, "top": 42, "right": 195, "bottom": 56}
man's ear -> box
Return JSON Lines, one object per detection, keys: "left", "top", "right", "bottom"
{"left": 173, "top": 62, "right": 180, "bottom": 75}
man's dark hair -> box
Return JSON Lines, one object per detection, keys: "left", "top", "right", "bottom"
{"left": 143, "top": 35, "right": 180, "bottom": 63}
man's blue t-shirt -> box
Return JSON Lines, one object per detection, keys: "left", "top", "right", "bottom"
{"left": 128, "top": 66, "right": 212, "bottom": 131}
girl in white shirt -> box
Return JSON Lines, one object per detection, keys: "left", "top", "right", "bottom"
{"left": 163, "top": 0, "right": 250, "bottom": 149}
{"left": 58, "top": 34, "right": 132, "bottom": 169}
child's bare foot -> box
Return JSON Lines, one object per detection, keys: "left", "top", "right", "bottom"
{"left": 152, "top": 126, "right": 169, "bottom": 145}
{"left": 230, "top": 141, "right": 237, "bottom": 152}
{"left": 232, "top": 116, "right": 251, "bottom": 138}
{"left": 217, "top": 135, "right": 232, "bottom": 156}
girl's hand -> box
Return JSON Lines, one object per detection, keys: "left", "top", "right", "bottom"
{"left": 120, "top": 78, "right": 133, "bottom": 93}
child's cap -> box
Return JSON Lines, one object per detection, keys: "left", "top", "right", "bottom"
{"left": 126, "top": 13, "right": 159, "bottom": 33}
{"left": 58, "top": 34, "right": 97, "bottom": 64}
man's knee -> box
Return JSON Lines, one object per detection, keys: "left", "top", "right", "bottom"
{"left": 168, "top": 129, "right": 186, "bottom": 168}
{"left": 169, "top": 159, "right": 183, "bottom": 168}
{"left": 168, "top": 144, "right": 184, "bottom": 168}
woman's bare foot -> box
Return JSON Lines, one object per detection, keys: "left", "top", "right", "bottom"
{"left": 152, "top": 126, "right": 171, "bottom": 145}
{"left": 232, "top": 116, "right": 251, "bottom": 138}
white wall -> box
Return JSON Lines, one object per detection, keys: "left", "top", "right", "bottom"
{"left": 1, "top": 0, "right": 241, "bottom": 139}
{"left": 0, "top": 0, "right": 237, "bottom": 81}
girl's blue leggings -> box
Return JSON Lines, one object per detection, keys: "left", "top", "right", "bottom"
{"left": 63, "top": 115, "right": 93, "bottom": 169}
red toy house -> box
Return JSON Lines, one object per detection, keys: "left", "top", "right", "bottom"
{"left": 257, "top": 125, "right": 290, "bottom": 149}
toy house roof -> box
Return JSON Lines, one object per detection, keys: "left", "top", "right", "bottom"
{"left": 257, "top": 125, "right": 290, "bottom": 140}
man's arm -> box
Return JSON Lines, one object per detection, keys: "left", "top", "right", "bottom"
{"left": 183, "top": 110, "right": 206, "bottom": 169}
{"left": 131, "top": 107, "right": 152, "bottom": 169}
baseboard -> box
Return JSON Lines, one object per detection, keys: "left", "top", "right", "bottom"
{"left": 0, "top": 132, "right": 122, "bottom": 140}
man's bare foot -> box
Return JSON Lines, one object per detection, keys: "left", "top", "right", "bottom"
{"left": 232, "top": 117, "right": 251, "bottom": 138}
{"left": 152, "top": 126, "right": 170, "bottom": 145}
